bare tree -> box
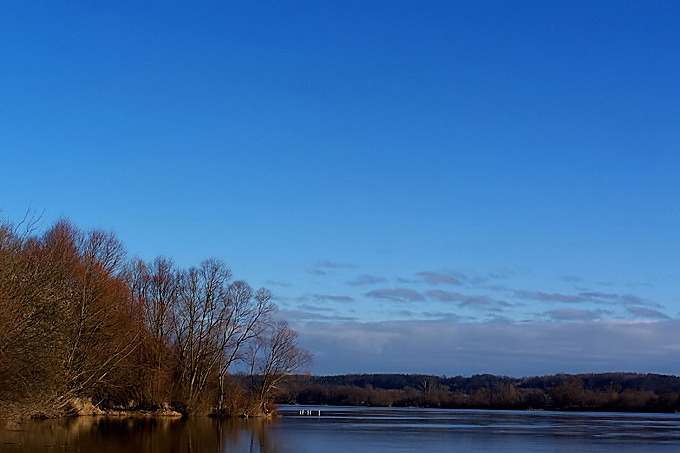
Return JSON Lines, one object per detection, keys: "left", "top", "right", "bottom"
{"left": 172, "top": 259, "right": 232, "bottom": 412}
{"left": 215, "top": 284, "right": 275, "bottom": 412}
{"left": 0, "top": 219, "right": 144, "bottom": 414}
{"left": 124, "top": 256, "right": 179, "bottom": 404}
{"left": 0, "top": 218, "right": 53, "bottom": 405}
{"left": 146, "top": 257, "right": 177, "bottom": 350}
{"left": 248, "top": 320, "right": 311, "bottom": 414}
{"left": 54, "top": 225, "right": 142, "bottom": 409}
{"left": 0, "top": 214, "right": 313, "bottom": 418}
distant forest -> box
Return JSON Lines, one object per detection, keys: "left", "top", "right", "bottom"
{"left": 0, "top": 215, "right": 310, "bottom": 420}
{"left": 278, "top": 373, "right": 680, "bottom": 413}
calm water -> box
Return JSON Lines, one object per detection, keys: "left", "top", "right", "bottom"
{"left": 2, "top": 405, "right": 680, "bottom": 452}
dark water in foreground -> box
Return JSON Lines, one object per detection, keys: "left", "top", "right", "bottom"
{"left": 2, "top": 405, "right": 680, "bottom": 452}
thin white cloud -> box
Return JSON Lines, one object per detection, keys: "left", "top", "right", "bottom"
{"left": 513, "top": 289, "right": 658, "bottom": 308}
{"left": 310, "top": 259, "right": 356, "bottom": 276}
{"left": 279, "top": 309, "right": 356, "bottom": 322}
{"left": 310, "top": 293, "right": 354, "bottom": 302}
{"left": 541, "top": 308, "right": 612, "bottom": 321}
{"left": 365, "top": 288, "right": 425, "bottom": 302}
{"left": 577, "top": 291, "right": 619, "bottom": 300}
{"left": 298, "top": 304, "right": 334, "bottom": 312}
{"left": 426, "top": 290, "right": 511, "bottom": 308}
{"left": 514, "top": 290, "right": 587, "bottom": 303}
{"left": 627, "top": 307, "right": 670, "bottom": 320}
{"left": 416, "top": 271, "right": 463, "bottom": 286}
{"left": 315, "top": 260, "right": 356, "bottom": 269}
{"left": 265, "top": 280, "right": 291, "bottom": 288}
{"left": 346, "top": 274, "right": 388, "bottom": 286}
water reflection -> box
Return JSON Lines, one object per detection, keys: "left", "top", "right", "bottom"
{"left": 3, "top": 406, "right": 680, "bottom": 452}
{"left": 0, "top": 416, "right": 283, "bottom": 453}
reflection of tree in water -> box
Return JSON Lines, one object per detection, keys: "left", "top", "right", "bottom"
{"left": 217, "top": 417, "right": 286, "bottom": 453}
{"left": 0, "top": 416, "right": 288, "bottom": 453}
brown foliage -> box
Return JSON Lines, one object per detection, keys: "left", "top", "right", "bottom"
{"left": 0, "top": 216, "right": 304, "bottom": 419}
{"left": 0, "top": 218, "right": 147, "bottom": 415}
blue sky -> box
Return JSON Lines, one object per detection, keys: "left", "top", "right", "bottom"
{"left": 2, "top": 1, "right": 680, "bottom": 376}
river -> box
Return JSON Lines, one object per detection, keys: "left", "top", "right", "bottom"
{"left": 2, "top": 405, "right": 680, "bottom": 452}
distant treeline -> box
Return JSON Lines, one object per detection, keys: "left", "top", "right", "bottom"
{"left": 0, "top": 216, "right": 309, "bottom": 420}
{"left": 278, "top": 373, "right": 680, "bottom": 413}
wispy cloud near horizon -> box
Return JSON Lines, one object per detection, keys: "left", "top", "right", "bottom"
{"left": 346, "top": 274, "right": 388, "bottom": 286}
{"left": 627, "top": 307, "right": 670, "bottom": 319}
{"left": 279, "top": 309, "right": 357, "bottom": 322}
{"left": 426, "top": 290, "right": 511, "bottom": 308}
{"left": 514, "top": 291, "right": 589, "bottom": 303}
{"left": 315, "top": 259, "right": 356, "bottom": 269}
{"left": 309, "top": 259, "right": 357, "bottom": 276}
{"left": 365, "top": 288, "right": 425, "bottom": 302}
{"left": 541, "top": 308, "right": 612, "bottom": 321}
{"left": 295, "top": 319, "right": 680, "bottom": 376}
{"left": 303, "top": 293, "right": 354, "bottom": 303}
{"left": 415, "top": 272, "right": 463, "bottom": 286}
{"left": 512, "top": 289, "right": 660, "bottom": 309}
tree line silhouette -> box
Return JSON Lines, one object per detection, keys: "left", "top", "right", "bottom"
{"left": 279, "top": 373, "right": 680, "bottom": 413}
{"left": 0, "top": 215, "right": 310, "bottom": 419}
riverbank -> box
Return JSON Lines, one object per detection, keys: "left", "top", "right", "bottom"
{"left": 0, "top": 396, "right": 283, "bottom": 422}
{"left": 65, "top": 398, "right": 183, "bottom": 418}
{"left": 278, "top": 372, "right": 680, "bottom": 414}
{"left": 0, "top": 399, "right": 182, "bottom": 422}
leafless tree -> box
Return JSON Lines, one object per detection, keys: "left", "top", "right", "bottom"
{"left": 0, "top": 215, "right": 312, "bottom": 418}
{"left": 124, "top": 256, "right": 179, "bottom": 404}
{"left": 248, "top": 320, "right": 311, "bottom": 414}
{"left": 0, "top": 219, "right": 144, "bottom": 413}
{"left": 52, "top": 224, "right": 141, "bottom": 409}
{"left": 0, "top": 218, "right": 49, "bottom": 404}
{"left": 172, "top": 259, "right": 232, "bottom": 412}
{"left": 215, "top": 283, "right": 275, "bottom": 412}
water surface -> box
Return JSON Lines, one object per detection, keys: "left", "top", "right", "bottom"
{"left": 2, "top": 405, "right": 680, "bottom": 452}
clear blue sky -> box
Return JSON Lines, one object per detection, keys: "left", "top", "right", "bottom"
{"left": 2, "top": 1, "right": 679, "bottom": 376}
